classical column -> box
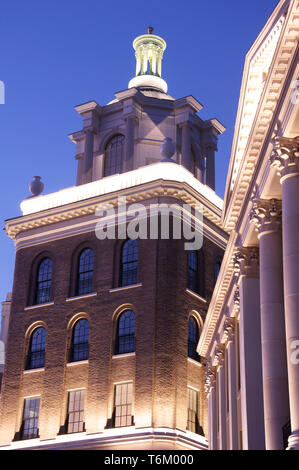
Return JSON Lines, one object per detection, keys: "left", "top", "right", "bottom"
{"left": 271, "top": 136, "right": 299, "bottom": 449}
{"left": 205, "top": 366, "right": 217, "bottom": 450}
{"left": 124, "top": 116, "right": 135, "bottom": 172}
{"left": 181, "top": 123, "right": 191, "bottom": 171}
{"left": 215, "top": 344, "right": 227, "bottom": 450}
{"left": 82, "top": 128, "right": 95, "bottom": 184}
{"left": 250, "top": 198, "right": 289, "bottom": 449}
{"left": 224, "top": 318, "right": 238, "bottom": 450}
{"left": 234, "top": 247, "right": 265, "bottom": 449}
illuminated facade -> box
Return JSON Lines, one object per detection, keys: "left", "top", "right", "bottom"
{"left": 0, "top": 28, "right": 226, "bottom": 450}
{"left": 199, "top": 0, "right": 299, "bottom": 451}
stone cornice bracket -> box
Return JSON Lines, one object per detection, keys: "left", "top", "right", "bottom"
{"left": 250, "top": 198, "right": 282, "bottom": 234}
{"left": 204, "top": 366, "right": 216, "bottom": 394}
{"left": 223, "top": 317, "right": 235, "bottom": 343}
{"left": 270, "top": 135, "right": 299, "bottom": 179}
{"left": 214, "top": 343, "right": 225, "bottom": 367}
{"left": 234, "top": 246, "right": 259, "bottom": 279}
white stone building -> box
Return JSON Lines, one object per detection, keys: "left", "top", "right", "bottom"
{"left": 198, "top": 0, "right": 299, "bottom": 451}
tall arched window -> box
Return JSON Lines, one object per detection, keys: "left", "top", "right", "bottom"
{"left": 115, "top": 310, "right": 135, "bottom": 355}
{"left": 188, "top": 317, "right": 201, "bottom": 362}
{"left": 104, "top": 134, "right": 125, "bottom": 177}
{"left": 70, "top": 319, "right": 90, "bottom": 362}
{"left": 76, "top": 248, "right": 94, "bottom": 296}
{"left": 188, "top": 250, "right": 198, "bottom": 293}
{"left": 120, "top": 240, "right": 138, "bottom": 287}
{"left": 35, "top": 258, "right": 53, "bottom": 304}
{"left": 26, "top": 327, "right": 46, "bottom": 370}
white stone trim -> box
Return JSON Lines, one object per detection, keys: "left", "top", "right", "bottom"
{"left": 24, "top": 302, "right": 54, "bottom": 311}
{"left": 109, "top": 283, "right": 142, "bottom": 293}
{"left": 66, "top": 292, "right": 97, "bottom": 302}
{"left": 112, "top": 352, "right": 136, "bottom": 359}
{"left": 66, "top": 360, "right": 89, "bottom": 367}
{"left": 185, "top": 289, "right": 207, "bottom": 303}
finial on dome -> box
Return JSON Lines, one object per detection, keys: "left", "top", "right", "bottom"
{"left": 128, "top": 29, "right": 168, "bottom": 93}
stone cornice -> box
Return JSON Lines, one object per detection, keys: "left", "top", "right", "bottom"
{"left": 6, "top": 179, "right": 227, "bottom": 250}
{"left": 197, "top": 231, "right": 237, "bottom": 358}
{"left": 223, "top": 0, "right": 299, "bottom": 231}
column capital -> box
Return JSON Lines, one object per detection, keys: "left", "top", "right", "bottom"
{"left": 250, "top": 198, "right": 282, "bottom": 235}
{"left": 234, "top": 286, "right": 240, "bottom": 311}
{"left": 234, "top": 247, "right": 259, "bottom": 279}
{"left": 270, "top": 136, "right": 299, "bottom": 179}
{"left": 223, "top": 317, "right": 236, "bottom": 343}
{"left": 214, "top": 344, "right": 225, "bottom": 367}
{"left": 205, "top": 366, "right": 216, "bottom": 394}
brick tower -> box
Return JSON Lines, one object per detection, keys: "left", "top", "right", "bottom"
{"left": 0, "top": 28, "right": 227, "bottom": 450}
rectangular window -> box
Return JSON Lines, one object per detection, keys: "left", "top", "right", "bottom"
{"left": 67, "top": 390, "right": 85, "bottom": 433}
{"left": 187, "top": 387, "right": 198, "bottom": 433}
{"left": 22, "top": 397, "right": 40, "bottom": 439}
{"left": 114, "top": 382, "right": 133, "bottom": 428}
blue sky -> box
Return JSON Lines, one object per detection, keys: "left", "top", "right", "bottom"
{"left": 0, "top": 0, "right": 279, "bottom": 306}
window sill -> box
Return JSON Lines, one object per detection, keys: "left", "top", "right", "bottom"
{"left": 66, "top": 292, "right": 97, "bottom": 302}
{"left": 109, "top": 283, "right": 142, "bottom": 293}
{"left": 112, "top": 352, "right": 136, "bottom": 359}
{"left": 23, "top": 368, "right": 45, "bottom": 374}
{"left": 185, "top": 289, "right": 207, "bottom": 303}
{"left": 187, "top": 357, "right": 202, "bottom": 367}
{"left": 24, "top": 302, "right": 54, "bottom": 311}
{"left": 67, "top": 360, "right": 89, "bottom": 367}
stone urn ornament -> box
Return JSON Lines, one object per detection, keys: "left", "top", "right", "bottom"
{"left": 160, "top": 137, "right": 177, "bottom": 163}
{"left": 29, "top": 176, "right": 44, "bottom": 196}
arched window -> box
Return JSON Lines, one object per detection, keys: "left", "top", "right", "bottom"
{"left": 115, "top": 310, "right": 135, "bottom": 355}
{"left": 35, "top": 258, "right": 53, "bottom": 304}
{"left": 188, "top": 317, "right": 201, "bottom": 362}
{"left": 188, "top": 250, "right": 198, "bottom": 293}
{"left": 70, "top": 319, "right": 90, "bottom": 362}
{"left": 104, "top": 134, "right": 125, "bottom": 177}
{"left": 26, "top": 327, "right": 46, "bottom": 370}
{"left": 76, "top": 248, "right": 94, "bottom": 296}
{"left": 120, "top": 240, "right": 138, "bottom": 287}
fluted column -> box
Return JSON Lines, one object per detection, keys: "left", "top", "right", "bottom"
{"left": 271, "top": 136, "right": 299, "bottom": 449}
{"left": 205, "top": 366, "right": 217, "bottom": 450}
{"left": 224, "top": 318, "right": 238, "bottom": 450}
{"left": 234, "top": 247, "right": 265, "bottom": 449}
{"left": 250, "top": 198, "right": 289, "bottom": 449}
{"left": 215, "top": 344, "right": 227, "bottom": 450}
{"left": 83, "top": 128, "right": 95, "bottom": 184}
{"left": 124, "top": 116, "right": 135, "bottom": 172}
{"left": 181, "top": 123, "right": 191, "bottom": 171}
